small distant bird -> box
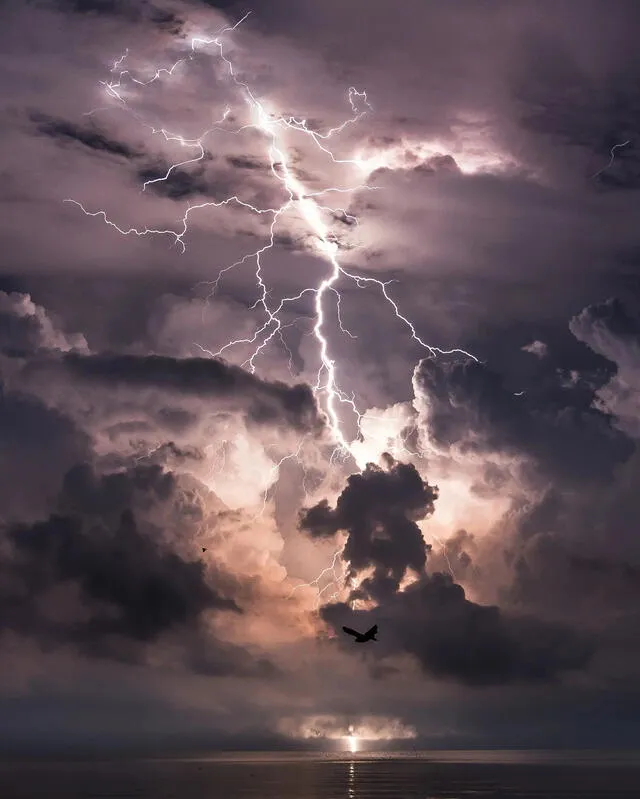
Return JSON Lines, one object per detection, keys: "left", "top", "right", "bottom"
{"left": 342, "top": 624, "right": 378, "bottom": 643}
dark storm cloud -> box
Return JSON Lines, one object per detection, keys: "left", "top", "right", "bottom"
{"left": 0, "top": 460, "right": 281, "bottom": 678}
{"left": 57, "top": 460, "right": 178, "bottom": 519}
{"left": 413, "top": 356, "right": 633, "bottom": 484}
{"left": 226, "top": 155, "right": 268, "bottom": 171}
{"left": 300, "top": 457, "right": 437, "bottom": 600}
{"left": 194, "top": 0, "right": 252, "bottom": 13}
{"left": 0, "top": 388, "right": 91, "bottom": 522}
{"left": 148, "top": 6, "right": 183, "bottom": 33}
{"left": 50, "top": 0, "right": 138, "bottom": 16}
{"left": 512, "top": 20, "right": 640, "bottom": 189}
{"left": 2, "top": 509, "right": 234, "bottom": 641}
{"left": 304, "top": 456, "right": 593, "bottom": 685}
{"left": 442, "top": 300, "right": 640, "bottom": 668}
{"left": 139, "top": 440, "right": 205, "bottom": 465}
{"left": 55, "top": 351, "right": 324, "bottom": 432}
{"left": 493, "top": 297, "right": 640, "bottom": 624}
{"left": 0, "top": 293, "right": 91, "bottom": 521}
{"left": 135, "top": 156, "right": 264, "bottom": 204}
{"left": 137, "top": 163, "right": 214, "bottom": 200}
{"left": 4, "top": 0, "right": 640, "bottom": 748}
{"left": 567, "top": 297, "right": 640, "bottom": 437}
{"left": 506, "top": 526, "right": 640, "bottom": 619}
{"left": 0, "top": 291, "right": 87, "bottom": 356}
{"left": 408, "top": 299, "right": 640, "bottom": 637}
{"left": 137, "top": 152, "right": 285, "bottom": 207}
{"left": 43, "top": 0, "right": 182, "bottom": 28}
{"left": 570, "top": 297, "right": 640, "bottom": 351}
{"left": 30, "top": 112, "right": 139, "bottom": 160}
{"left": 323, "top": 575, "right": 592, "bottom": 687}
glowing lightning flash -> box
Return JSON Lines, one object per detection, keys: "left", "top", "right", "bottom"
{"left": 67, "top": 11, "right": 476, "bottom": 461}
{"left": 67, "top": 12, "right": 478, "bottom": 605}
{"left": 287, "top": 546, "right": 347, "bottom": 609}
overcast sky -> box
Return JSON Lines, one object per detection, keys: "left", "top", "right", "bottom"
{"left": 2, "top": 0, "right": 640, "bottom": 754}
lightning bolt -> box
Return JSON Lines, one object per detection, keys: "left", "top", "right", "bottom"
{"left": 287, "top": 546, "right": 347, "bottom": 609}
{"left": 66, "top": 10, "right": 478, "bottom": 605}
{"left": 67, "top": 11, "right": 476, "bottom": 455}
{"left": 430, "top": 534, "right": 457, "bottom": 580}
{"left": 592, "top": 139, "right": 632, "bottom": 179}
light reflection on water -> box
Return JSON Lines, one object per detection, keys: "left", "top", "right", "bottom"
{"left": 2, "top": 751, "right": 640, "bottom": 798}
{"left": 348, "top": 760, "right": 355, "bottom": 798}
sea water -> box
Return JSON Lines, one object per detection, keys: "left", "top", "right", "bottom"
{"left": 1, "top": 750, "right": 640, "bottom": 798}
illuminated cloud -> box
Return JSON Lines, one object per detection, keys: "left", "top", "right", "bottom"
{"left": 2, "top": 0, "right": 640, "bottom": 752}
{"left": 0, "top": 460, "right": 283, "bottom": 678}
{"left": 521, "top": 340, "right": 548, "bottom": 358}
{"left": 278, "top": 714, "right": 416, "bottom": 742}
{"left": 570, "top": 298, "right": 640, "bottom": 438}
{"left": 0, "top": 291, "right": 88, "bottom": 356}
{"left": 305, "top": 455, "right": 594, "bottom": 685}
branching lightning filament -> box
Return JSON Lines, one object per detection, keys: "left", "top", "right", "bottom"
{"left": 66, "top": 10, "right": 476, "bottom": 465}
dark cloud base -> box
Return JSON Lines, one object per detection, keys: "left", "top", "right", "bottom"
{"left": 59, "top": 351, "right": 325, "bottom": 432}
{"left": 302, "top": 457, "right": 593, "bottom": 686}
{"left": 0, "top": 462, "right": 245, "bottom": 669}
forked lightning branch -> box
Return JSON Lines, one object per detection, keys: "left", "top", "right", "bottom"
{"left": 66, "top": 11, "right": 476, "bottom": 463}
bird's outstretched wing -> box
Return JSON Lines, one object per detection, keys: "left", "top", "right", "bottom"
{"left": 365, "top": 624, "right": 378, "bottom": 636}
{"left": 342, "top": 626, "right": 361, "bottom": 638}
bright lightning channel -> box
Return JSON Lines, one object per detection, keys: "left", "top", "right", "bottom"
{"left": 287, "top": 546, "right": 346, "bottom": 609}
{"left": 66, "top": 10, "right": 476, "bottom": 459}
{"left": 66, "top": 11, "right": 476, "bottom": 604}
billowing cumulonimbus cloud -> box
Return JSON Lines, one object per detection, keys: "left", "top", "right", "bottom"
{"left": 0, "top": 291, "right": 88, "bottom": 357}
{"left": 0, "top": 459, "right": 279, "bottom": 678}
{"left": 26, "top": 351, "right": 325, "bottom": 434}
{"left": 4, "top": 0, "right": 640, "bottom": 750}
{"left": 300, "top": 456, "right": 437, "bottom": 600}
{"left": 3, "top": 509, "right": 236, "bottom": 639}
{"left": 394, "top": 302, "right": 640, "bottom": 686}
{"left": 322, "top": 573, "right": 593, "bottom": 687}
{"left": 0, "top": 293, "right": 326, "bottom": 505}
{"left": 0, "top": 388, "right": 91, "bottom": 522}
{"left": 413, "top": 356, "right": 633, "bottom": 484}
{"left": 0, "top": 292, "right": 93, "bottom": 520}
{"left": 301, "top": 454, "right": 593, "bottom": 685}
{"left": 570, "top": 297, "right": 640, "bottom": 438}
{"left": 482, "top": 300, "right": 640, "bottom": 637}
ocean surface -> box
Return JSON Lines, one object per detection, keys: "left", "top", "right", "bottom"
{"left": 1, "top": 750, "right": 640, "bottom": 798}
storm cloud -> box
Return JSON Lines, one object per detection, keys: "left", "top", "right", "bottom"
{"left": 301, "top": 457, "right": 437, "bottom": 600}
{"left": 0, "top": 459, "right": 280, "bottom": 679}
{"left": 2, "top": 0, "right": 640, "bottom": 751}
{"left": 57, "top": 351, "right": 325, "bottom": 433}
{"left": 302, "top": 456, "right": 593, "bottom": 686}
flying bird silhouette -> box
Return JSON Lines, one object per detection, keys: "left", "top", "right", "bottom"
{"left": 342, "top": 624, "right": 378, "bottom": 643}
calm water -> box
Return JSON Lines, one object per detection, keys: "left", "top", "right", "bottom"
{"left": 1, "top": 750, "right": 640, "bottom": 798}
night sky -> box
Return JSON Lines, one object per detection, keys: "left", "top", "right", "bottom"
{"left": 2, "top": 0, "right": 640, "bottom": 754}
